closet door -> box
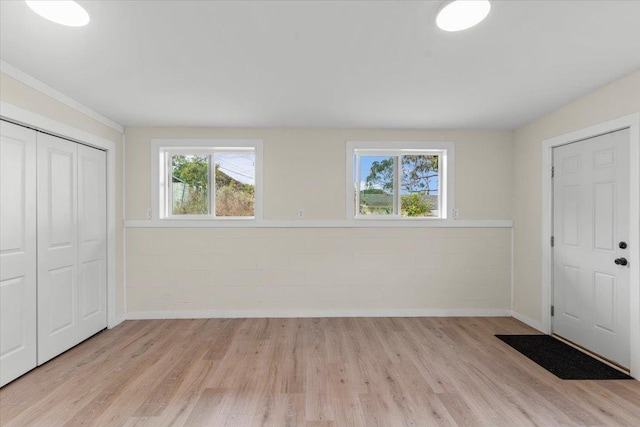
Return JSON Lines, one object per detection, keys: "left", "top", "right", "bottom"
{"left": 77, "top": 145, "right": 107, "bottom": 339}
{"left": 37, "top": 133, "right": 79, "bottom": 365}
{"left": 0, "top": 121, "right": 37, "bottom": 387}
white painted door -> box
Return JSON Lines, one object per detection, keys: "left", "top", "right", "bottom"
{"left": 77, "top": 145, "right": 107, "bottom": 340}
{"left": 37, "top": 133, "right": 79, "bottom": 364}
{"left": 553, "top": 128, "right": 630, "bottom": 368}
{"left": 0, "top": 121, "right": 37, "bottom": 387}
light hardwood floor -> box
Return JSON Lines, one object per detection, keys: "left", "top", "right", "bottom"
{"left": 1, "top": 317, "right": 639, "bottom": 426}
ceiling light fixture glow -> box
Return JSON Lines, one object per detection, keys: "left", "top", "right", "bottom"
{"left": 25, "top": 1, "right": 90, "bottom": 27}
{"left": 436, "top": 0, "right": 491, "bottom": 32}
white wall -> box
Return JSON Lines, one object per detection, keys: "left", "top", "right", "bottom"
{"left": 125, "top": 127, "right": 513, "bottom": 315}
{"left": 126, "top": 227, "right": 511, "bottom": 316}
{"left": 512, "top": 69, "right": 640, "bottom": 323}
{"left": 4, "top": 59, "right": 637, "bottom": 320}
{"left": 126, "top": 127, "right": 513, "bottom": 220}
{"left": 8, "top": 62, "right": 636, "bottom": 320}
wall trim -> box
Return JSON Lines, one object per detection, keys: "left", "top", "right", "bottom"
{"left": 510, "top": 228, "right": 514, "bottom": 311}
{"left": 1, "top": 60, "right": 124, "bottom": 133}
{"left": 511, "top": 310, "right": 545, "bottom": 332}
{"left": 1, "top": 101, "right": 119, "bottom": 148}
{"left": 113, "top": 315, "right": 127, "bottom": 328}
{"left": 124, "top": 219, "right": 512, "bottom": 229}
{"left": 124, "top": 308, "right": 549, "bottom": 335}
{"left": 126, "top": 308, "right": 513, "bottom": 320}
{"left": 541, "top": 112, "right": 640, "bottom": 377}
{"left": 1, "top": 101, "right": 121, "bottom": 329}
{"left": 122, "top": 134, "right": 128, "bottom": 316}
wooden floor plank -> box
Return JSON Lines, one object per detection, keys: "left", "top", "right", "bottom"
{"left": 1, "top": 317, "right": 639, "bottom": 426}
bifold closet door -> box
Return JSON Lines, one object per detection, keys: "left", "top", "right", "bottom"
{"left": 37, "top": 133, "right": 79, "bottom": 364}
{"left": 37, "top": 134, "right": 107, "bottom": 365}
{"left": 77, "top": 144, "right": 107, "bottom": 340}
{"left": 0, "top": 121, "right": 37, "bottom": 387}
{"left": 1, "top": 124, "right": 107, "bottom": 382}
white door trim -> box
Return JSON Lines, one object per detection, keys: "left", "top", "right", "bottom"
{"left": 541, "top": 113, "right": 640, "bottom": 377}
{"left": 0, "top": 101, "right": 122, "bottom": 329}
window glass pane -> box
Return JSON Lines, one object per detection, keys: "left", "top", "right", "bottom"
{"left": 353, "top": 155, "right": 358, "bottom": 215}
{"left": 171, "top": 155, "right": 209, "bottom": 215}
{"left": 214, "top": 152, "right": 255, "bottom": 217}
{"left": 359, "top": 155, "right": 395, "bottom": 215}
{"left": 400, "top": 154, "right": 439, "bottom": 217}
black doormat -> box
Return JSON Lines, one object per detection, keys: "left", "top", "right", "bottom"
{"left": 495, "top": 334, "right": 633, "bottom": 380}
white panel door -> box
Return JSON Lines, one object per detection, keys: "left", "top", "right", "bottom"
{"left": 37, "top": 133, "right": 79, "bottom": 365}
{"left": 553, "top": 128, "right": 630, "bottom": 368}
{"left": 77, "top": 145, "right": 107, "bottom": 339}
{"left": 0, "top": 121, "right": 37, "bottom": 387}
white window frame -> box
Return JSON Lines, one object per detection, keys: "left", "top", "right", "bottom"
{"left": 346, "top": 141, "right": 455, "bottom": 220}
{"left": 151, "top": 139, "right": 263, "bottom": 220}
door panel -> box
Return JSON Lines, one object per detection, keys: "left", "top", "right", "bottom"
{"left": 0, "top": 121, "right": 37, "bottom": 387}
{"left": 49, "top": 266, "right": 75, "bottom": 334}
{"left": 562, "top": 265, "right": 581, "bottom": 320}
{"left": 553, "top": 128, "right": 630, "bottom": 368}
{"left": 594, "top": 182, "right": 615, "bottom": 251}
{"left": 562, "top": 186, "right": 579, "bottom": 246}
{"left": 77, "top": 145, "right": 107, "bottom": 339}
{"left": 80, "top": 260, "right": 101, "bottom": 317}
{"left": 49, "top": 150, "right": 75, "bottom": 246}
{"left": 37, "top": 133, "right": 79, "bottom": 365}
{"left": 1, "top": 278, "right": 29, "bottom": 352}
{"left": 593, "top": 272, "right": 615, "bottom": 333}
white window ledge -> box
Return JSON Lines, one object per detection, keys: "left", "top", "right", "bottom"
{"left": 124, "top": 219, "right": 512, "bottom": 228}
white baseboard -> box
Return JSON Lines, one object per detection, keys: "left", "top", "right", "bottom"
{"left": 125, "top": 308, "right": 513, "bottom": 320}
{"left": 108, "top": 314, "right": 127, "bottom": 329}
{"left": 511, "top": 310, "right": 545, "bottom": 332}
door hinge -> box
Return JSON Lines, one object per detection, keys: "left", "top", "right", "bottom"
{"left": 551, "top": 166, "right": 555, "bottom": 178}
{"left": 551, "top": 305, "right": 555, "bottom": 316}
{"left": 551, "top": 236, "right": 554, "bottom": 247}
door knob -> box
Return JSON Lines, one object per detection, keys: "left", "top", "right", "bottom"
{"left": 614, "top": 257, "right": 628, "bottom": 266}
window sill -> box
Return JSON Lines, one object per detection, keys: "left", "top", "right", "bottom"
{"left": 162, "top": 216, "right": 256, "bottom": 221}
{"left": 353, "top": 216, "right": 443, "bottom": 220}
{"left": 124, "top": 219, "right": 513, "bottom": 228}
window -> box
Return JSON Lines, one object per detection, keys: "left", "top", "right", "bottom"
{"left": 346, "top": 141, "right": 454, "bottom": 219}
{"left": 151, "top": 139, "right": 263, "bottom": 220}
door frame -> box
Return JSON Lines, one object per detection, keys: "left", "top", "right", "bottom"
{"left": 0, "top": 101, "right": 120, "bottom": 329}
{"left": 541, "top": 113, "right": 640, "bottom": 377}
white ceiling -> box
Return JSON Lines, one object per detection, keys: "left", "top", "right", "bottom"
{"left": 1, "top": 1, "right": 639, "bottom": 130}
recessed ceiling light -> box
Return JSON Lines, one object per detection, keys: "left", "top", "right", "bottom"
{"left": 25, "top": 1, "right": 90, "bottom": 27}
{"left": 436, "top": 0, "right": 491, "bottom": 32}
